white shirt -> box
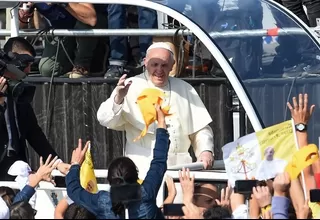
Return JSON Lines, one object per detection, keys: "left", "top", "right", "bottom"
{"left": 2, "top": 98, "right": 20, "bottom": 155}
{"left": 232, "top": 204, "right": 248, "bottom": 219}
{"left": 97, "top": 73, "right": 214, "bottom": 178}
{"left": 0, "top": 197, "right": 9, "bottom": 219}
{"left": 255, "top": 159, "right": 287, "bottom": 181}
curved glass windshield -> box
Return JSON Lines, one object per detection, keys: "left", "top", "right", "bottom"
{"left": 157, "top": 0, "right": 320, "bottom": 144}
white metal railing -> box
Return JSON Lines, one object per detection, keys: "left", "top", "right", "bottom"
{"left": 0, "top": 29, "right": 192, "bottom": 37}
{"left": 0, "top": 27, "right": 317, "bottom": 38}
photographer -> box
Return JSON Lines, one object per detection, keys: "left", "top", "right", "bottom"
{"left": 0, "top": 37, "right": 69, "bottom": 181}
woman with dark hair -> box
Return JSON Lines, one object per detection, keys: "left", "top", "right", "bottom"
{"left": 64, "top": 203, "right": 96, "bottom": 219}
{"left": 66, "top": 105, "right": 169, "bottom": 219}
{"left": 9, "top": 201, "right": 37, "bottom": 219}
{"left": 0, "top": 186, "right": 17, "bottom": 207}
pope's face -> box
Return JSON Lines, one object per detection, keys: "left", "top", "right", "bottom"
{"left": 144, "top": 48, "right": 174, "bottom": 87}
{"left": 265, "top": 147, "right": 274, "bottom": 161}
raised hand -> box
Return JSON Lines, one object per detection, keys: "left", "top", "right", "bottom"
{"left": 182, "top": 202, "right": 204, "bottom": 219}
{"left": 252, "top": 186, "right": 271, "bottom": 208}
{"left": 37, "top": 154, "right": 58, "bottom": 184}
{"left": 71, "top": 139, "right": 90, "bottom": 166}
{"left": 0, "top": 77, "right": 7, "bottom": 105}
{"left": 56, "top": 162, "right": 71, "bottom": 176}
{"left": 29, "top": 154, "right": 58, "bottom": 187}
{"left": 273, "top": 172, "right": 291, "bottom": 197}
{"left": 287, "top": 93, "right": 315, "bottom": 125}
{"left": 179, "top": 167, "right": 195, "bottom": 204}
{"left": 114, "top": 74, "right": 132, "bottom": 104}
{"left": 155, "top": 104, "right": 166, "bottom": 129}
{"left": 216, "top": 186, "right": 231, "bottom": 208}
{"left": 198, "top": 151, "right": 214, "bottom": 170}
{"left": 165, "top": 175, "right": 177, "bottom": 199}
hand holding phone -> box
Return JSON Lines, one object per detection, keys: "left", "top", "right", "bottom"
{"left": 54, "top": 176, "right": 66, "bottom": 188}
{"left": 163, "top": 204, "right": 184, "bottom": 216}
{"left": 234, "top": 180, "right": 258, "bottom": 196}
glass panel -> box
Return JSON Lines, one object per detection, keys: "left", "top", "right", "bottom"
{"left": 156, "top": 0, "right": 320, "bottom": 144}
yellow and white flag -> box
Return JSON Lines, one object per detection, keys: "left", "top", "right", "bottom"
{"left": 80, "top": 143, "right": 98, "bottom": 193}
{"left": 223, "top": 120, "right": 298, "bottom": 186}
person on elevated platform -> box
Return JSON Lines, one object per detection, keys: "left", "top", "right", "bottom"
{"left": 97, "top": 42, "right": 214, "bottom": 179}
{"left": 19, "top": 2, "right": 108, "bottom": 78}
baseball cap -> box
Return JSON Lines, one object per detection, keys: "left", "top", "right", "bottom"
{"left": 7, "top": 161, "right": 32, "bottom": 177}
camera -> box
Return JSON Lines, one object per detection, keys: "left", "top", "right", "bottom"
{"left": 163, "top": 204, "right": 184, "bottom": 216}
{"left": 110, "top": 183, "right": 142, "bottom": 204}
{"left": 310, "top": 189, "right": 320, "bottom": 203}
{"left": 0, "top": 50, "right": 36, "bottom": 103}
{"left": 54, "top": 176, "right": 66, "bottom": 188}
{"left": 234, "top": 180, "right": 258, "bottom": 196}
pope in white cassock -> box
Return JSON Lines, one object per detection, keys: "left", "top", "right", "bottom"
{"left": 255, "top": 146, "right": 287, "bottom": 181}
{"left": 97, "top": 42, "right": 214, "bottom": 179}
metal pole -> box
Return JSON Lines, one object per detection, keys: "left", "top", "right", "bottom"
{"left": 0, "top": 27, "right": 314, "bottom": 37}
{"left": 10, "top": 7, "right": 19, "bottom": 37}
{"left": 239, "top": 102, "right": 246, "bottom": 137}
{"left": 245, "top": 197, "right": 250, "bottom": 219}
{"left": 0, "top": 29, "right": 192, "bottom": 37}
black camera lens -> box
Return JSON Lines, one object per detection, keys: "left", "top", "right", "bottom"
{"left": 6, "top": 79, "right": 36, "bottom": 104}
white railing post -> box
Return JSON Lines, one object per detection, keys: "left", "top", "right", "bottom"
{"left": 10, "top": 6, "right": 19, "bottom": 37}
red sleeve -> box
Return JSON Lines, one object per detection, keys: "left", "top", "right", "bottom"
{"left": 314, "top": 173, "right": 320, "bottom": 189}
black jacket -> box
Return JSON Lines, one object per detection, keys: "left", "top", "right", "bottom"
{"left": 0, "top": 101, "right": 59, "bottom": 163}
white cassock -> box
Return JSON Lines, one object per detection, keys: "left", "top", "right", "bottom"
{"left": 97, "top": 72, "right": 214, "bottom": 179}
{"left": 255, "top": 159, "right": 288, "bottom": 181}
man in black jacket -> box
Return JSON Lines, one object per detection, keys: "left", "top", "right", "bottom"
{"left": 0, "top": 37, "right": 70, "bottom": 180}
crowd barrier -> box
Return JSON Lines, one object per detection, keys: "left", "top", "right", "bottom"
{"left": 0, "top": 169, "right": 228, "bottom": 219}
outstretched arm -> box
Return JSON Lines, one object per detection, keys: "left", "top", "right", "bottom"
{"left": 189, "top": 125, "right": 214, "bottom": 169}
{"left": 64, "top": 3, "right": 97, "bottom": 26}
{"left": 142, "top": 105, "right": 170, "bottom": 200}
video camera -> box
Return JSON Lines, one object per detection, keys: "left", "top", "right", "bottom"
{"left": 0, "top": 50, "right": 36, "bottom": 103}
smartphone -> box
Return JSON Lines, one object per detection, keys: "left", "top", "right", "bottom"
{"left": 54, "top": 176, "right": 66, "bottom": 188}
{"left": 163, "top": 204, "right": 184, "bottom": 216}
{"left": 110, "top": 183, "right": 142, "bottom": 203}
{"left": 234, "top": 180, "right": 258, "bottom": 195}
{"left": 310, "top": 189, "right": 320, "bottom": 202}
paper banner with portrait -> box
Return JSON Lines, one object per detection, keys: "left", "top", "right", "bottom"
{"left": 222, "top": 120, "right": 298, "bottom": 186}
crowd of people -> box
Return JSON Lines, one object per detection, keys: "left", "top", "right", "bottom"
{"left": 17, "top": 2, "right": 158, "bottom": 79}
{"left": 0, "top": 35, "right": 319, "bottom": 219}
{"left": 0, "top": 90, "right": 319, "bottom": 219}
